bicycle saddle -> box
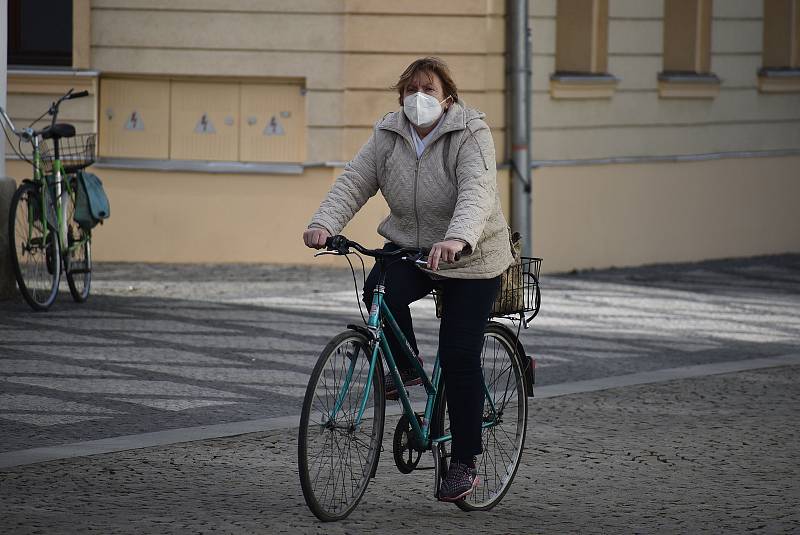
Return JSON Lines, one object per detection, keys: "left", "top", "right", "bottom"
{"left": 41, "top": 123, "right": 76, "bottom": 140}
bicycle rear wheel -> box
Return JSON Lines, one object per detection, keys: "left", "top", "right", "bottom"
{"left": 432, "top": 322, "right": 528, "bottom": 511}
{"left": 65, "top": 232, "right": 91, "bottom": 302}
{"left": 298, "top": 330, "right": 385, "bottom": 521}
{"left": 63, "top": 177, "right": 91, "bottom": 302}
{"left": 8, "top": 182, "right": 60, "bottom": 311}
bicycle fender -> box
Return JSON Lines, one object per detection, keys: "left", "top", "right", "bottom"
{"left": 488, "top": 321, "right": 535, "bottom": 397}
{"left": 346, "top": 324, "right": 374, "bottom": 341}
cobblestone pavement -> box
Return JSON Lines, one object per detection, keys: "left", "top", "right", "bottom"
{"left": 0, "top": 364, "right": 797, "bottom": 534}
{"left": 0, "top": 255, "right": 799, "bottom": 533}
{"left": 0, "top": 255, "right": 799, "bottom": 454}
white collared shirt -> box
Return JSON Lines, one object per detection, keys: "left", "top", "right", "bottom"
{"left": 409, "top": 114, "right": 445, "bottom": 158}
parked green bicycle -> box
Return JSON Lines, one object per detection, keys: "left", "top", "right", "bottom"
{"left": 298, "top": 235, "right": 541, "bottom": 521}
{"left": 1, "top": 88, "right": 96, "bottom": 311}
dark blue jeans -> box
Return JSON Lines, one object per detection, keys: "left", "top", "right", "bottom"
{"left": 363, "top": 243, "right": 501, "bottom": 462}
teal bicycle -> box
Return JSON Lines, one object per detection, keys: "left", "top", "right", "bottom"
{"left": 298, "top": 235, "right": 541, "bottom": 521}
{"left": 1, "top": 88, "right": 95, "bottom": 311}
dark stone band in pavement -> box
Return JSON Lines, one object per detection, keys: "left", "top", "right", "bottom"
{"left": 2, "top": 255, "right": 798, "bottom": 454}
{"left": 1, "top": 364, "right": 798, "bottom": 534}
{"left": 1, "top": 352, "right": 798, "bottom": 471}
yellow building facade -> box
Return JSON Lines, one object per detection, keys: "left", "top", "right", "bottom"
{"left": 5, "top": 0, "right": 800, "bottom": 272}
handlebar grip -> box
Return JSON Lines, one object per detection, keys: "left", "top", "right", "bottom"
{"left": 68, "top": 90, "right": 90, "bottom": 99}
{"left": 418, "top": 248, "right": 461, "bottom": 262}
{"left": 325, "top": 235, "right": 349, "bottom": 251}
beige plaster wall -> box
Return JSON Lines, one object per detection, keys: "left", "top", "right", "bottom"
{"left": 529, "top": 0, "right": 800, "bottom": 161}
{"left": 3, "top": 73, "right": 97, "bottom": 158}
{"left": 4, "top": 161, "right": 382, "bottom": 265}
{"left": 532, "top": 155, "right": 800, "bottom": 272}
{"left": 7, "top": 156, "right": 796, "bottom": 272}
{"left": 4, "top": 1, "right": 798, "bottom": 273}
{"left": 88, "top": 0, "right": 507, "bottom": 163}
{"left": 4, "top": 160, "right": 511, "bottom": 266}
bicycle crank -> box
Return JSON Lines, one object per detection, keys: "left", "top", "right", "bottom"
{"left": 392, "top": 413, "right": 425, "bottom": 474}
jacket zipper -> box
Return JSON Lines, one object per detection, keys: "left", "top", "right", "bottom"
{"left": 414, "top": 156, "right": 421, "bottom": 247}
{"left": 383, "top": 125, "right": 445, "bottom": 249}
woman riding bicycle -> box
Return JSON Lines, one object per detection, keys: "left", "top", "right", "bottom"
{"left": 302, "top": 57, "right": 514, "bottom": 502}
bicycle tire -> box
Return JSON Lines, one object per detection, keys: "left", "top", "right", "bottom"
{"left": 65, "top": 233, "right": 91, "bottom": 302}
{"left": 63, "top": 176, "right": 91, "bottom": 302}
{"left": 8, "top": 182, "right": 60, "bottom": 311}
{"left": 432, "top": 322, "right": 528, "bottom": 511}
{"left": 298, "top": 330, "right": 385, "bottom": 521}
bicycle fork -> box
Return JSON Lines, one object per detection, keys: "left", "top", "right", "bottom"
{"left": 327, "top": 339, "right": 381, "bottom": 429}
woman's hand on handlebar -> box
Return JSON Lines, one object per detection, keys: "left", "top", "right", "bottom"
{"left": 427, "top": 239, "right": 465, "bottom": 271}
{"left": 303, "top": 227, "right": 331, "bottom": 249}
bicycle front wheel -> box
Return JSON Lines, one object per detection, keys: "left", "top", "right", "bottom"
{"left": 64, "top": 177, "right": 92, "bottom": 302}
{"left": 432, "top": 322, "right": 528, "bottom": 511}
{"left": 8, "top": 182, "right": 60, "bottom": 311}
{"left": 298, "top": 330, "right": 385, "bottom": 521}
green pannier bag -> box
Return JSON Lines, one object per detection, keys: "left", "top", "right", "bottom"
{"left": 74, "top": 171, "right": 110, "bottom": 231}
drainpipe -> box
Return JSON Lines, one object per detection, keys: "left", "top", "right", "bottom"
{"left": 0, "top": 0, "right": 5, "bottom": 183}
{"left": 508, "top": 0, "right": 532, "bottom": 256}
{"left": 1, "top": 0, "right": 17, "bottom": 298}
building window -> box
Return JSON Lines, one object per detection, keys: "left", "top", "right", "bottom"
{"left": 759, "top": 0, "right": 800, "bottom": 93}
{"left": 659, "top": 0, "right": 720, "bottom": 98}
{"left": 8, "top": 0, "right": 73, "bottom": 67}
{"left": 550, "top": 0, "right": 618, "bottom": 99}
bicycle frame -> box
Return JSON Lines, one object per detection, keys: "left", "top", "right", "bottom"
{"left": 51, "top": 162, "right": 88, "bottom": 258}
{"left": 29, "top": 144, "right": 88, "bottom": 259}
{"left": 327, "top": 261, "right": 500, "bottom": 451}
{"left": 24, "top": 137, "right": 50, "bottom": 246}
{"left": 1, "top": 91, "right": 91, "bottom": 264}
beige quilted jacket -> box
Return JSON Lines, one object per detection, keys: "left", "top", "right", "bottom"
{"left": 309, "top": 101, "right": 514, "bottom": 279}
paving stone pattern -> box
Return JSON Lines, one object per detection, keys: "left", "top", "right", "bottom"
{"left": 1, "top": 255, "right": 798, "bottom": 453}
{"left": 0, "top": 365, "right": 797, "bottom": 533}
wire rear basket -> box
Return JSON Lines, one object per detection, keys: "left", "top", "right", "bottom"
{"left": 40, "top": 133, "right": 97, "bottom": 174}
{"left": 433, "top": 257, "right": 542, "bottom": 325}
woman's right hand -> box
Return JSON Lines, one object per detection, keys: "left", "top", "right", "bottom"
{"left": 303, "top": 227, "right": 331, "bottom": 249}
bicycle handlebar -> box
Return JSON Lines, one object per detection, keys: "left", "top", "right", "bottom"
{"left": 0, "top": 88, "right": 88, "bottom": 141}
{"left": 49, "top": 88, "right": 79, "bottom": 128}
{"left": 66, "top": 90, "right": 90, "bottom": 100}
{"left": 46, "top": 88, "right": 88, "bottom": 130}
{"left": 324, "top": 235, "right": 461, "bottom": 262}
{"left": 0, "top": 106, "right": 22, "bottom": 137}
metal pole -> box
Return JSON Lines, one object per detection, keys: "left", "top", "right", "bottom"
{"left": 508, "top": 0, "right": 532, "bottom": 257}
{"left": 0, "top": 0, "right": 6, "bottom": 181}
{"left": 525, "top": 13, "right": 534, "bottom": 254}
{"left": 1, "top": 0, "right": 16, "bottom": 297}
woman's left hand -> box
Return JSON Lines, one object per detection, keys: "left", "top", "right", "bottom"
{"left": 427, "top": 239, "right": 466, "bottom": 271}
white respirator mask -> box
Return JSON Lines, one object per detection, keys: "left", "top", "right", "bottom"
{"left": 403, "top": 92, "right": 451, "bottom": 128}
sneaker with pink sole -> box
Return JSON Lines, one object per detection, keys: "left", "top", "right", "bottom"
{"left": 438, "top": 458, "right": 479, "bottom": 502}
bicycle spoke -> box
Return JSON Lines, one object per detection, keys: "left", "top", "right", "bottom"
{"left": 445, "top": 326, "right": 526, "bottom": 511}
{"left": 299, "top": 332, "right": 383, "bottom": 520}
{"left": 10, "top": 184, "right": 60, "bottom": 309}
